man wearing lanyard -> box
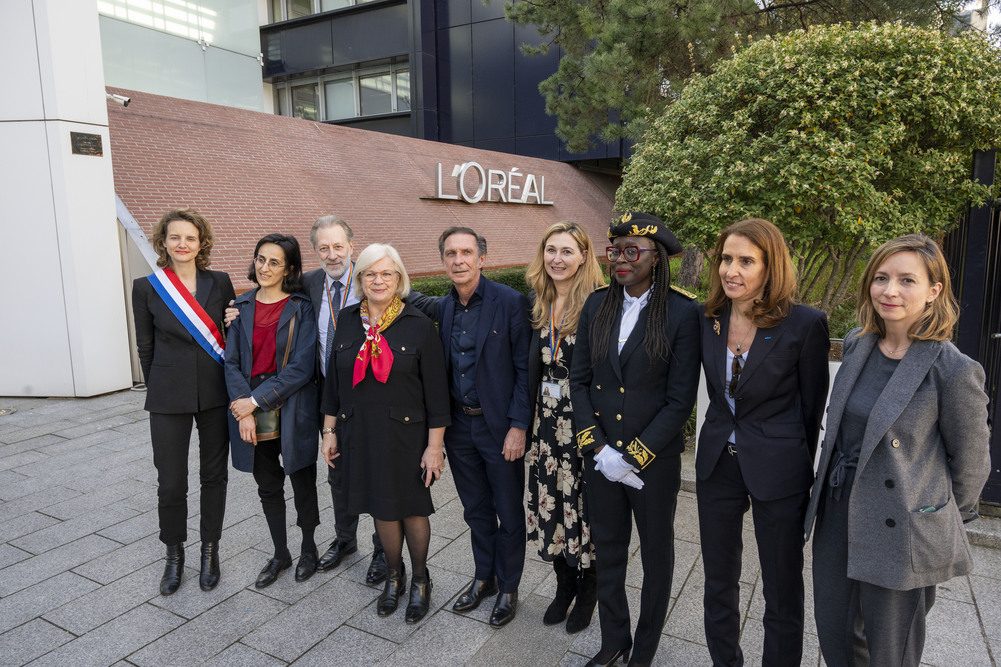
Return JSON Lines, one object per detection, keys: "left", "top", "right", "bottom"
{"left": 227, "top": 215, "right": 387, "bottom": 584}
{"left": 304, "top": 215, "right": 386, "bottom": 583}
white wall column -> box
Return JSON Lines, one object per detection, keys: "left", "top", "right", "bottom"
{"left": 0, "top": 0, "right": 131, "bottom": 396}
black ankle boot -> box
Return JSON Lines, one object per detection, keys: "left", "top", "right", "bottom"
{"left": 160, "top": 543, "right": 184, "bottom": 596}
{"left": 566, "top": 565, "right": 597, "bottom": 633}
{"left": 405, "top": 573, "right": 433, "bottom": 624}
{"left": 377, "top": 564, "right": 407, "bottom": 617}
{"left": 544, "top": 556, "right": 577, "bottom": 625}
{"left": 199, "top": 541, "right": 220, "bottom": 591}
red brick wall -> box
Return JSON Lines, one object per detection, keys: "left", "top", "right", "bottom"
{"left": 107, "top": 88, "right": 616, "bottom": 290}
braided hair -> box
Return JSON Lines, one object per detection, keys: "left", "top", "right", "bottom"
{"left": 589, "top": 243, "right": 673, "bottom": 367}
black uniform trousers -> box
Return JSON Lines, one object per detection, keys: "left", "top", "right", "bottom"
{"left": 584, "top": 451, "right": 681, "bottom": 663}
{"left": 697, "top": 447, "right": 808, "bottom": 667}
{"left": 252, "top": 438, "right": 320, "bottom": 540}
{"left": 446, "top": 410, "right": 526, "bottom": 593}
{"left": 150, "top": 407, "right": 229, "bottom": 545}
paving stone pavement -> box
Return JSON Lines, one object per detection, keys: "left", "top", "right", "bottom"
{"left": 0, "top": 391, "right": 997, "bottom": 666}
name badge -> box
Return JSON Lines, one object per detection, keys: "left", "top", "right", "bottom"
{"left": 542, "top": 381, "right": 562, "bottom": 399}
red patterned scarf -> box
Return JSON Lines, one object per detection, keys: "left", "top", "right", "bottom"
{"left": 352, "top": 296, "right": 404, "bottom": 386}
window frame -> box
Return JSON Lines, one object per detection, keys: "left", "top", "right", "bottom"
{"left": 273, "top": 62, "right": 411, "bottom": 121}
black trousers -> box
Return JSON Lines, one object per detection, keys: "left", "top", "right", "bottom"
{"left": 697, "top": 447, "right": 808, "bottom": 667}
{"left": 252, "top": 438, "right": 320, "bottom": 541}
{"left": 326, "top": 455, "right": 382, "bottom": 551}
{"left": 813, "top": 485, "right": 936, "bottom": 666}
{"left": 584, "top": 451, "right": 681, "bottom": 663}
{"left": 445, "top": 410, "right": 526, "bottom": 593}
{"left": 149, "top": 407, "right": 229, "bottom": 545}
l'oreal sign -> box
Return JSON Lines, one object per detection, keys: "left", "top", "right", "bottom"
{"left": 433, "top": 162, "right": 554, "bottom": 205}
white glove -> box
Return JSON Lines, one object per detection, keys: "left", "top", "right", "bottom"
{"left": 621, "top": 471, "right": 645, "bottom": 490}
{"left": 594, "top": 445, "right": 638, "bottom": 483}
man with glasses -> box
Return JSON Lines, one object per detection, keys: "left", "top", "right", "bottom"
{"left": 226, "top": 215, "right": 388, "bottom": 585}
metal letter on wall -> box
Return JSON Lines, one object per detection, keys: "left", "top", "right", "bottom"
{"left": 427, "top": 162, "right": 554, "bottom": 206}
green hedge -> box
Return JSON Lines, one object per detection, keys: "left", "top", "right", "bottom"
{"left": 411, "top": 266, "right": 531, "bottom": 297}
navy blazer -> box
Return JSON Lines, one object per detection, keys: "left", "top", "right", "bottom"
{"left": 697, "top": 303, "right": 830, "bottom": 501}
{"left": 224, "top": 290, "right": 319, "bottom": 474}
{"left": 132, "top": 269, "right": 235, "bottom": 414}
{"left": 410, "top": 277, "right": 532, "bottom": 443}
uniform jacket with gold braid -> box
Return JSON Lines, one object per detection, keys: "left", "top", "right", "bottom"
{"left": 569, "top": 285, "right": 702, "bottom": 470}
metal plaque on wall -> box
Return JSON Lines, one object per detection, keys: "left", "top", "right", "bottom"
{"left": 70, "top": 132, "right": 103, "bottom": 157}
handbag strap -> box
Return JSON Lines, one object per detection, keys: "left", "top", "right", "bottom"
{"left": 280, "top": 315, "right": 296, "bottom": 370}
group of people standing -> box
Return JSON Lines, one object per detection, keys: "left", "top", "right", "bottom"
{"left": 132, "top": 207, "right": 990, "bottom": 667}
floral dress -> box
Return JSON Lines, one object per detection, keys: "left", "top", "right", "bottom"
{"left": 526, "top": 326, "right": 594, "bottom": 568}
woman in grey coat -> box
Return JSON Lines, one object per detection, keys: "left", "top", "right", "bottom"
{"left": 804, "top": 234, "right": 990, "bottom": 666}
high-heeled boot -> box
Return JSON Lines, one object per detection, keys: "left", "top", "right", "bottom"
{"left": 544, "top": 556, "right": 577, "bottom": 625}
{"left": 566, "top": 565, "right": 597, "bottom": 633}
{"left": 405, "top": 572, "right": 433, "bottom": 624}
{"left": 160, "top": 543, "right": 184, "bottom": 596}
{"left": 377, "top": 563, "right": 407, "bottom": 616}
{"left": 199, "top": 541, "right": 220, "bottom": 591}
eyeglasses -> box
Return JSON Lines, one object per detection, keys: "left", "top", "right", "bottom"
{"left": 255, "top": 256, "right": 285, "bottom": 270}
{"left": 362, "top": 271, "right": 398, "bottom": 283}
{"left": 606, "top": 246, "right": 657, "bottom": 262}
{"left": 728, "top": 353, "right": 743, "bottom": 398}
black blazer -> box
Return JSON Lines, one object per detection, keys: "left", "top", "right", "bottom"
{"left": 696, "top": 303, "right": 830, "bottom": 501}
{"left": 132, "top": 269, "right": 235, "bottom": 414}
{"left": 569, "top": 287, "right": 702, "bottom": 471}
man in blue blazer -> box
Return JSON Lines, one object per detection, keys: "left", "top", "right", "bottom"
{"left": 410, "top": 227, "right": 532, "bottom": 627}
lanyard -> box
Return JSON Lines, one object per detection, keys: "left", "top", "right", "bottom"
{"left": 549, "top": 307, "right": 565, "bottom": 364}
{"left": 324, "top": 270, "right": 352, "bottom": 330}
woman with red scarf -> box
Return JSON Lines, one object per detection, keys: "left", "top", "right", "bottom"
{"left": 320, "top": 243, "right": 450, "bottom": 624}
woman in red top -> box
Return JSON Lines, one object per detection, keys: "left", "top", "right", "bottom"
{"left": 225, "top": 234, "right": 320, "bottom": 588}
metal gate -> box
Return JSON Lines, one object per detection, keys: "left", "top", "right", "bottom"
{"left": 943, "top": 149, "right": 1001, "bottom": 505}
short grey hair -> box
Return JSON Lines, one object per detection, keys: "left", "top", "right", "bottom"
{"left": 353, "top": 244, "right": 411, "bottom": 299}
{"left": 310, "top": 214, "right": 354, "bottom": 247}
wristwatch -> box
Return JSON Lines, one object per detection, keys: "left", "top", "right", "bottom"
{"left": 321, "top": 427, "right": 336, "bottom": 435}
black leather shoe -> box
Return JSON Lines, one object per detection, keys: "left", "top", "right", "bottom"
{"left": 255, "top": 555, "right": 292, "bottom": 589}
{"left": 295, "top": 549, "right": 318, "bottom": 582}
{"left": 377, "top": 564, "right": 407, "bottom": 617}
{"left": 452, "top": 578, "right": 498, "bottom": 613}
{"left": 488, "top": 592, "right": 518, "bottom": 627}
{"left": 405, "top": 574, "right": 433, "bottom": 624}
{"left": 317, "top": 540, "right": 357, "bottom": 572}
{"left": 160, "top": 543, "right": 184, "bottom": 596}
{"left": 199, "top": 541, "right": 220, "bottom": 591}
{"left": 366, "top": 548, "right": 388, "bottom": 585}
{"left": 585, "top": 647, "right": 630, "bottom": 666}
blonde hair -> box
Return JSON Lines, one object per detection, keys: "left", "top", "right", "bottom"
{"left": 704, "top": 218, "right": 797, "bottom": 328}
{"left": 525, "top": 222, "right": 606, "bottom": 335}
{"left": 857, "top": 234, "right": 957, "bottom": 342}
{"left": 353, "top": 243, "right": 411, "bottom": 299}
{"left": 151, "top": 209, "right": 214, "bottom": 270}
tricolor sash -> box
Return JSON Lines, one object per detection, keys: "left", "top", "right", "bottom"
{"left": 147, "top": 267, "right": 226, "bottom": 365}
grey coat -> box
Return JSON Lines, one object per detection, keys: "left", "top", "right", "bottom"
{"left": 803, "top": 329, "right": 990, "bottom": 590}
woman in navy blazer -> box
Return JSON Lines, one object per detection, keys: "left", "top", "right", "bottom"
{"left": 132, "top": 209, "right": 235, "bottom": 596}
{"left": 697, "top": 218, "right": 830, "bottom": 666}
{"left": 225, "top": 234, "right": 320, "bottom": 589}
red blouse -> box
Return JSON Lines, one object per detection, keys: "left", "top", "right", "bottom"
{"left": 251, "top": 297, "right": 289, "bottom": 377}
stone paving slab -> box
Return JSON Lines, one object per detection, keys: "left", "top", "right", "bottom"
{"left": 0, "top": 390, "right": 997, "bottom": 666}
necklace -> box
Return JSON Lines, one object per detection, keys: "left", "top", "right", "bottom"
{"left": 728, "top": 314, "right": 755, "bottom": 354}
{"left": 879, "top": 338, "right": 911, "bottom": 358}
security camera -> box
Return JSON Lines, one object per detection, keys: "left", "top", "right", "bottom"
{"left": 106, "top": 93, "right": 131, "bottom": 107}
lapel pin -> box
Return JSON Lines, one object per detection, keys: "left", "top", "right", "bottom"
{"left": 764, "top": 336, "right": 772, "bottom": 341}
{"left": 713, "top": 319, "right": 721, "bottom": 336}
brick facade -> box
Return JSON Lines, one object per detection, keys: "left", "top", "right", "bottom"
{"left": 107, "top": 88, "right": 616, "bottom": 290}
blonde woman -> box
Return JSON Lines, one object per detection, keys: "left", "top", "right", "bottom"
{"left": 525, "top": 222, "right": 605, "bottom": 633}
{"left": 805, "top": 234, "right": 990, "bottom": 666}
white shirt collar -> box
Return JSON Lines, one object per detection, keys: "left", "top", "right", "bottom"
{"left": 622, "top": 286, "right": 652, "bottom": 308}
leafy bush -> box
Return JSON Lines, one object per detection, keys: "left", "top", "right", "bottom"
{"left": 618, "top": 23, "right": 1001, "bottom": 313}
{"left": 411, "top": 266, "right": 531, "bottom": 297}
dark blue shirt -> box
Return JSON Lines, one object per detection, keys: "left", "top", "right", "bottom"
{"left": 449, "top": 279, "right": 485, "bottom": 407}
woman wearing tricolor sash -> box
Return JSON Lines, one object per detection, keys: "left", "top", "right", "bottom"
{"left": 132, "top": 209, "right": 235, "bottom": 596}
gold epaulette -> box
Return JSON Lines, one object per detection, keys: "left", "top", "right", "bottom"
{"left": 670, "top": 285, "right": 696, "bottom": 300}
